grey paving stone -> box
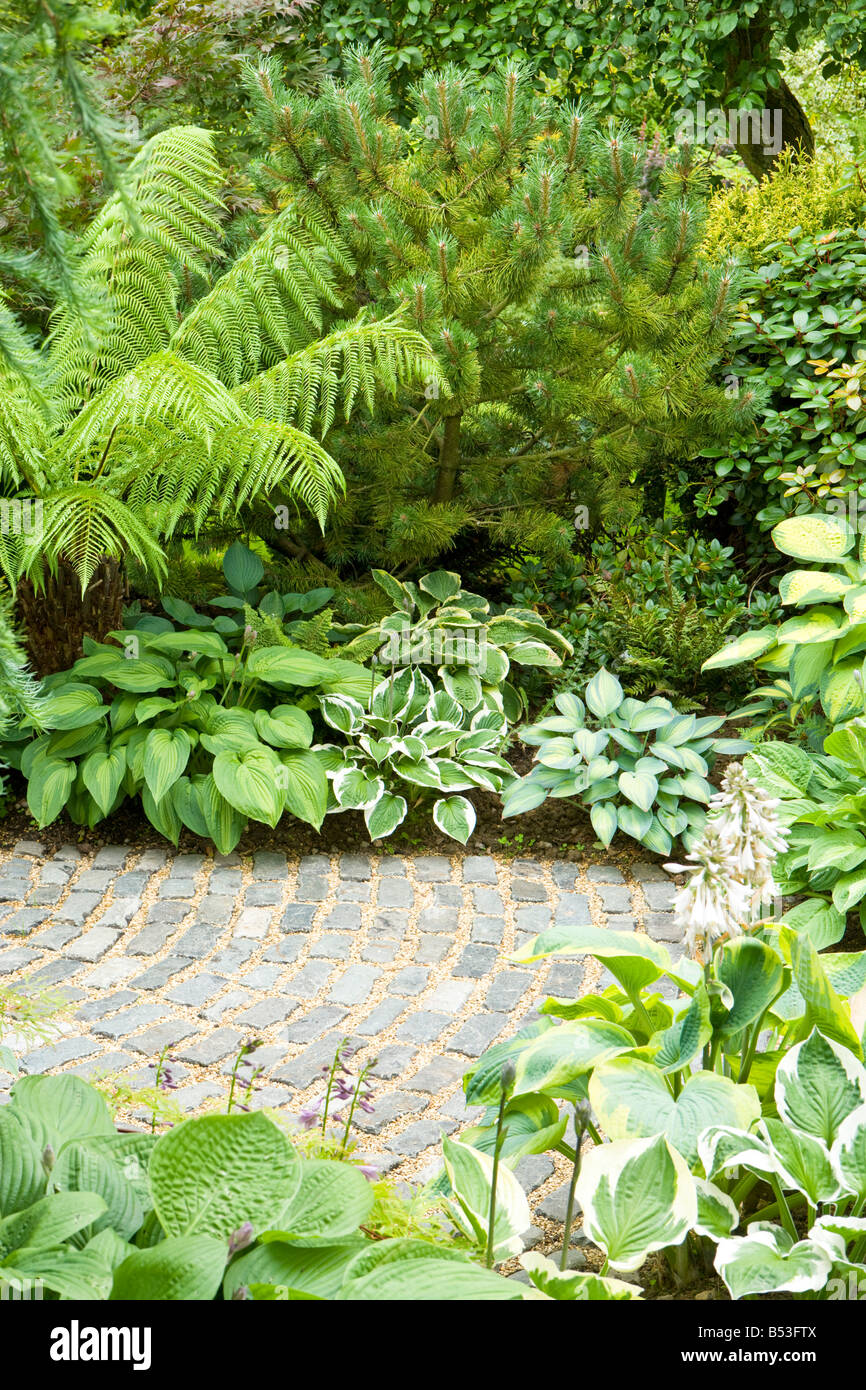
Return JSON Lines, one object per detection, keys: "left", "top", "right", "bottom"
{"left": 352, "top": 1090, "right": 426, "bottom": 1134}
{"left": 424, "top": 979, "right": 474, "bottom": 1013}
{"left": 339, "top": 880, "right": 372, "bottom": 902}
{"left": 94, "top": 898, "right": 141, "bottom": 930}
{"left": 147, "top": 901, "right": 191, "bottom": 926}
{"left": 395, "top": 1011, "right": 450, "bottom": 1045}
{"left": 271, "top": 1030, "right": 359, "bottom": 1090}
{"left": 241, "top": 964, "right": 284, "bottom": 990}
{"left": 52, "top": 892, "right": 102, "bottom": 925}
{"left": 2, "top": 907, "right": 49, "bottom": 935}
{"left": 596, "top": 885, "right": 632, "bottom": 913}
{"left": 513, "top": 859, "right": 545, "bottom": 877}
{"left": 544, "top": 962, "right": 585, "bottom": 996}
{"left": 552, "top": 862, "right": 579, "bottom": 888}
{"left": 206, "top": 874, "right": 242, "bottom": 899}
{"left": 261, "top": 938, "right": 304, "bottom": 965}
{"left": 131, "top": 956, "right": 194, "bottom": 991}
{"left": 75, "top": 990, "right": 138, "bottom": 1022}
{"left": 555, "top": 893, "right": 591, "bottom": 923}
{"left": 643, "top": 907, "right": 681, "bottom": 943}
{"left": 173, "top": 925, "right": 222, "bottom": 959}
{"left": 203, "top": 990, "right": 253, "bottom": 1022}
{"left": 432, "top": 884, "right": 462, "bottom": 909}
{"left": 606, "top": 914, "right": 637, "bottom": 932}
{"left": 414, "top": 935, "right": 450, "bottom": 964}
{"left": 252, "top": 852, "right": 288, "bottom": 880}
{"left": 91, "top": 847, "right": 129, "bottom": 869}
{"left": 339, "top": 854, "right": 371, "bottom": 880}
{"left": 511, "top": 879, "right": 548, "bottom": 903}
{"left": 485, "top": 970, "right": 533, "bottom": 1012}
{"left": 175, "top": 1081, "right": 226, "bottom": 1111}
{"left": 113, "top": 872, "right": 151, "bottom": 897}
{"left": 157, "top": 878, "right": 197, "bottom": 900}
{"left": 234, "top": 999, "right": 297, "bottom": 1029}
{"left": 245, "top": 1085, "right": 294, "bottom": 1111}
{"left": 514, "top": 1155, "right": 555, "bottom": 1193}
{"left": 370, "top": 910, "right": 409, "bottom": 939}
{"left": 328, "top": 964, "right": 380, "bottom": 1007}
{"left": 386, "top": 1119, "right": 454, "bottom": 1156}
{"left": 470, "top": 886, "right": 503, "bottom": 913}
{"left": 299, "top": 855, "right": 330, "bottom": 874}
{"left": 194, "top": 896, "right": 235, "bottom": 926}
{"left": 124, "top": 922, "right": 177, "bottom": 957}
{"left": 0, "top": 880, "right": 33, "bottom": 903}
{"left": 233, "top": 907, "right": 272, "bottom": 939}
{"left": 295, "top": 876, "right": 329, "bottom": 902}
{"left": 38, "top": 862, "right": 74, "bottom": 884}
{"left": 13, "top": 840, "right": 44, "bottom": 856}
{"left": 74, "top": 871, "right": 115, "bottom": 894}
{"left": 0, "top": 946, "right": 38, "bottom": 974}
{"left": 28, "top": 922, "right": 81, "bottom": 952}
{"left": 418, "top": 907, "right": 459, "bottom": 934}
{"left": 81, "top": 959, "right": 139, "bottom": 989}
{"left": 448, "top": 1012, "right": 508, "bottom": 1057}
{"left": 137, "top": 849, "right": 169, "bottom": 871}
{"left": 361, "top": 943, "right": 400, "bottom": 963}
{"left": 519, "top": 1225, "right": 544, "bottom": 1251}
{"left": 28, "top": 884, "right": 63, "bottom": 905}
{"left": 462, "top": 856, "right": 498, "bottom": 884}
{"left": 54, "top": 844, "right": 84, "bottom": 860}
{"left": 127, "top": 1020, "right": 199, "bottom": 1055}
{"left": 377, "top": 857, "right": 407, "bottom": 877}
{"left": 536, "top": 1182, "right": 581, "bottom": 1224}
{"left": 171, "top": 854, "right": 206, "bottom": 876}
{"left": 391, "top": 966, "right": 430, "bottom": 996}
{"left": 244, "top": 883, "right": 284, "bottom": 907}
{"left": 309, "top": 933, "right": 352, "bottom": 960}
{"left": 166, "top": 973, "right": 227, "bottom": 1007}
{"left": 376, "top": 879, "right": 414, "bottom": 908}
{"left": 586, "top": 864, "right": 625, "bottom": 883}
{"left": 221, "top": 1043, "right": 286, "bottom": 1075}
{"left": 409, "top": 1056, "right": 467, "bottom": 1093}
{"left": 515, "top": 906, "right": 551, "bottom": 933}
{"left": 68, "top": 1050, "right": 136, "bottom": 1078}
{"left": 283, "top": 1006, "right": 348, "bottom": 1045}
{"left": 176, "top": 1029, "right": 245, "bottom": 1066}
{"left": 19, "top": 958, "right": 81, "bottom": 988}
{"left": 65, "top": 927, "right": 120, "bottom": 961}
{"left": 368, "top": 1045, "right": 418, "bottom": 1079}
{"left": 631, "top": 863, "right": 668, "bottom": 883}
{"left": 20, "top": 1036, "right": 101, "bottom": 1073}
{"left": 640, "top": 880, "right": 677, "bottom": 912}
{"left": 281, "top": 903, "right": 318, "bottom": 932}
{"left": 414, "top": 856, "right": 451, "bottom": 882}
{"left": 92, "top": 1003, "right": 167, "bottom": 1039}
{"left": 470, "top": 916, "right": 505, "bottom": 944}
{"left": 209, "top": 943, "right": 256, "bottom": 972}
{"left": 355, "top": 999, "right": 407, "bottom": 1035}
{"left": 322, "top": 904, "right": 362, "bottom": 930}
{"left": 454, "top": 944, "right": 498, "bottom": 978}
{"left": 285, "top": 961, "right": 335, "bottom": 999}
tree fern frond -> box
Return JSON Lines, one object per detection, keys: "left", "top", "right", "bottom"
{"left": 171, "top": 207, "right": 349, "bottom": 386}
{"left": 233, "top": 311, "right": 448, "bottom": 434}
{"left": 0, "top": 594, "right": 44, "bottom": 733}
{"left": 22, "top": 486, "right": 166, "bottom": 594}
{"left": 0, "top": 365, "right": 51, "bottom": 491}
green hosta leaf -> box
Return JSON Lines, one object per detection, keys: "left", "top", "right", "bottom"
{"left": 653, "top": 986, "right": 712, "bottom": 1073}
{"left": 780, "top": 898, "right": 846, "bottom": 951}
{"left": 440, "top": 666, "right": 483, "bottom": 709}
{"left": 589, "top": 1058, "right": 760, "bottom": 1167}
{"left": 575, "top": 1135, "right": 696, "bottom": 1274}
{"left": 742, "top": 741, "right": 814, "bottom": 798}
{"left": 780, "top": 570, "right": 852, "bottom": 606}
{"left": 585, "top": 667, "right": 623, "bottom": 718}
{"left": 830, "top": 1104, "right": 866, "bottom": 1199}
{"left": 702, "top": 627, "right": 779, "bottom": 671}
{"left": 693, "top": 1178, "right": 738, "bottom": 1241}
{"left": 246, "top": 646, "right": 334, "bottom": 687}
{"left": 513, "top": 922, "right": 670, "bottom": 995}
{"left": 40, "top": 681, "right": 108, "bottom": 730}
{"left": 271, "top": 1160, "right": 374, "bottom": 1244}
{"left": 280, "top": 750, "right": 329, "bottom": 830}
{"left": 807, "top": 830, "right": 866, "bottom": 874}
{"left": 9, "top": 1074, "right": 114, "bottom": 1151}
{"left": 193, "top": 773, "right": 247, "bottom": 853}
{"left": 442, "top": 1137, "right": 531, "bottom": 1260}
{"left": 149, "top": 1111, "right": 299, "bottom": 1240}
{"left": 26, "top": 754, "right": 75, "bottom": 827}
{"left": 224, "top": 1240, "right": 365, "bottom": 1301}
{"left": 213, "top": 745, "right": 284, "bottom": 827}
{"left": 761, "top": 1118, "right": 842, "bottom": 1206}
{"left": 521, "top": 1253, "right": 642, "bottom": 1300}
{"left": 0, "top": 1110, "right": 52, "bottom": 1217}
{"left": 777, "top": 608, "right": 846, "bottom": 645}
{"left": 506, "top": 639, "right": 561, "bottom": 668}
{"left": 333, "top": 766, "right": 384, "bottom": 809}
{"left": 780, "top": 929, "right": 863, "bottom": 1056}
{"left": 148, "top": 629, "right": 230, "bottom": 659}
{"left": 253, "top": 705, "right": 313, "bottom": 749}
{"left": 338, "top": 1239, "right": 522, "bottom": 1301}
{"left": 111, "top": 1235, "right": 228, "bottom": 1301}
{"left": 0, "top": 1191, "right": 107, "bottom": 1258}
{"left": 53, "top": 1140, "right": 143, "bottom": 1241}
{"left": 7, "top": 1247, "right": 113, "bottom": 1300}
{"left": 143, "top": 727, "right": 191, "bottom": 804}
{"left": 372, "top": 668, "right": 417, "bottom": 720}
{"left": 714, "top": 1224, "right": 831, "bottom": 1300}
{"left": 80, "top": 743, "right": 126, "bottom": 817}
{"left": 200, "top": 707, "right": 259, "bottom": 754}
{"left": 821, "top": 658, "right": 866, "bottom": 724}
{"left": 319, "top": 695, "right": 366, "bottom": 735}
{"left": 824, "top": 722, "right": 866, "bottom": 773}
{"left": 772, "top": 513, "right": 855, "bottom": 562}
{"left": 432, "top": 794, "right": 475, "bottom": 843}
{"left": 364, "top": 791, "right": 407, "bottom": 840}
{"left": 465, "top": 1016, "right": 634, "bottom": 1107}
{"left": 774, "top": 1028, "right": 866, "bottom": 1145}
{"left": 223, "top": 541, "right": 264, "bottom": 594}
{"left": 460, "top": 1094, "right": 567, "bottom": 1165}
{"left": 714, "top": 937, "right": 785, "bottom": 1040}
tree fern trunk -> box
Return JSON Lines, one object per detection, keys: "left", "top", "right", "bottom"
{"left": 16, "top": 558, "right": 125, "bottom": 676}
{"left": 433, "top": 412, "right": 462, "bottom": 504}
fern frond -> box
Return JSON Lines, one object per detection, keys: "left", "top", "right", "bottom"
{"left": 21, "top": 485, "right": 166, "bottom": 594}
{"left": 0, "top": 594, "right": 44, "bottom": 734}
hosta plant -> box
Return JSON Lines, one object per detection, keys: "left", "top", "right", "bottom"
{"left": 1, "top": 628, "right": 372, "bottom": 851}
{"left": 321, "top": 666, "right": 515, "bottom": 844}
{"left": 0, "top": 1072, "right": 522, "bottom": 1301}
{"left": 705, "top": 512, "right": 866, "bottom": 744}
{"left": 501, "top": 666, "right": 749, "bottom": 855}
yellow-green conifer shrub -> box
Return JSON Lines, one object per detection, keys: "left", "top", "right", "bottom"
{"left": 703, "top": 149, "right": 865, "bottom": 265}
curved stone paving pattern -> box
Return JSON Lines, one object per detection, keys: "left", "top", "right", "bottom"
{"left": 0, "top": 840, "right": 681, "bottom": 1233}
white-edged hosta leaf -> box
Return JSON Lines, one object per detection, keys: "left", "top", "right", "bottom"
{"left": 364, "top": 791, "right": 407, "bottom": 839}
{"left": 432, "top": 795, "right": 475, "bottom": 843}
{"left": 714, "top": 1223, "right": 831, "bottom": 1300}
{"left": 575, "top": 1135, "right": 696, "bottom": 1273}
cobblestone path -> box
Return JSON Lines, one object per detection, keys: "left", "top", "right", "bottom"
{"left": 0, "top": 840, "right": 681, "bottom": 1242}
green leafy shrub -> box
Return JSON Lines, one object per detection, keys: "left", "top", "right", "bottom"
{"left": 501, "top": 666, "right": 748, "bottom": 854}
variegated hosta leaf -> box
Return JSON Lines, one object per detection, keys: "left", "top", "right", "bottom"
{"left": 513, "top": 921, "right": 671, "bottom": 996}
{"left": 432, "top": 794, "right": 475, "bottom": 843}
{"left": 693, "top": 1178, "right": 739, "bottom": 1241}
{"left": 521, "top": 1252, "right": 643, "bottom": 1300}
{"left": 759, "top": 1118, "right": 843, "bottom": 1206}
{"left": 830, "top": 1104, "right": 866, "bottom": 1199}
{"left": 465, "top": 1016, "right": 634, "bottom": 1107}
{"left": 575, "top": 1135, "right": 697, "bottom": 1273}
{"left": 442, "top": 1137, "right": 531, "bottom": 1262}
{"left": 774, "top": 1027, "right": 866, "bottom": 1145}
{"left": 319, "top": 694, "right": 366, "bottom": 734}
{"left": 714, "top": 1223, "right": 832, "bottom": 1300}
{"left": 364, "top": 791, "right": 407, "bottom": 840}
{"left": 332, "top": 766, "right": 384, "bottom": 810}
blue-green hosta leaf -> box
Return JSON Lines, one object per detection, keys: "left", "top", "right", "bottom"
{"left": 589, "top": 1058, "right": 760, "bottom": 1167}
{"left": 500, "top": 775, "right": 549, "bottom": 817}
{"left": 253, "top": 705, "right": 313, "bottom": 749}
{"left": 364, "top": 791, "right": 407, "bottom": 840}
{"left": 589, "top": 799, "right": 618, "bottom": 846}
{"left": 775, "top": 1028, "right": 866, "bottom": 1145}
{"left": 432, "top": 794, "right": 475, "bottom": 843}
{"left": 585, "top": 667, "right": 623, "bottom": 719}
{"left": 714, "top": 937, "right": 785, "bottom": 1040}
{"left": 465, "top": 1016, "right": 634, "bottom": 1107}
{"left": 714, "top": 1224, "right": 831, "bottom": 1300}
{"left": 149, "top": 1111, "right": 300, "bottom": 1241}
{"left": 442, "top": 1136, "right": 531, "bottom": 1261}
{"left": 617, "top": 769, "right": 658, "bottom": 812}
{"left": 111, "top": 1235, "right": 228, "bottom": 1301}
{"left": 575, "top": 1135, "right": 696, "bottom": 1274}
{"left": 520, "top": 1252, "right": 643, "bottom": 1299}
{"left": 616, "top": 802, "right": 653, "bottom": 844}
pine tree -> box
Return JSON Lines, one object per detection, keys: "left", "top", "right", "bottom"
{"left": 242, "top": 47, "right": 760, "bottom": 578}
